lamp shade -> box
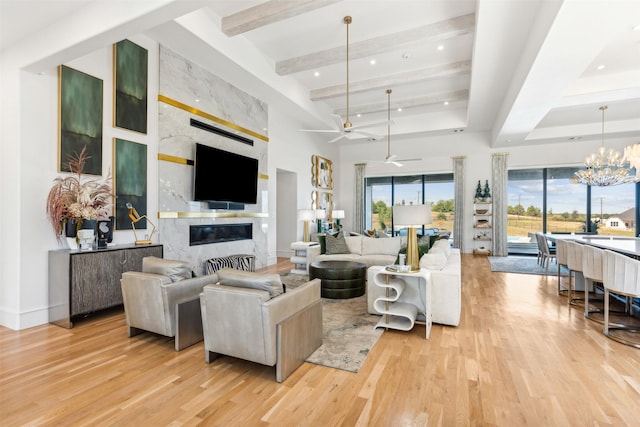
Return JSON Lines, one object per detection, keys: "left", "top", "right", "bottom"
{"left": 332, "top": 210, "right": 345, "bottom": 219}
{"left": 392, "top": 203, "right": 432, "bottom": 226}
{"left": 315, "top": 209, "right": 326, "bottom": 219}
{"left": 297, "top": 209, "right": 315, "bottom": 221}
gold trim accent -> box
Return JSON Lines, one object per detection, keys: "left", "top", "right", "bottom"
{"left": 158, "top": 211, "right": 269, "bottom": 219}
{"left": 158, "top": 153, "right": 191, "bottom": 165}
{"left": 258, "top": 173, "right": 268, "bottom": 180}
{"left": 158, "top": 94, "right": 269, "bottom": 142}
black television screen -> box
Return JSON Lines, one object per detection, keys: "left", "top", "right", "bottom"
{"left": 193, "top": 143, "right": 258, "bottom": 204}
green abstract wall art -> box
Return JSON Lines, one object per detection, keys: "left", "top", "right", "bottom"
{"left": 59, "top": 65, "right": 103, "bottom": 175}
{"left": 114, "top": 39, "right": 148, "bottom": 133}
{"left": 114, "top": 138, "right": 147, "bottom": 230}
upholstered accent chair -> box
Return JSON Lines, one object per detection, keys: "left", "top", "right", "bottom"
{"left": 200, "top": 269, "right": 323, "bottom": 382}
{"left": 121, "top": 256, "right": 218, "bottom": 351}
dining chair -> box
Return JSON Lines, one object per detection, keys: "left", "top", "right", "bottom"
{"left": 535, "top": 233, "right": 556, "bottom": 271}
{"left": 602, "top": 250, "right": 640, "bottom": 348}
{"left": 581, "top": 244, "right": 605, "bottom": 321}
{"left": 555, "top": 238, "right": 569, "bottom": 295}
{"left": 565, "top": 240, "right": 587, "bottom": 307}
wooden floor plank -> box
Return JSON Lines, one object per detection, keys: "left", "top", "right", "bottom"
{"left": 1, "top": 254, "right": 640, "bottom": 426}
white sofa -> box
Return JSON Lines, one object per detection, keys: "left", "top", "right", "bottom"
{"left": 307, "top": 235, "right": 462, "bottom": 326}
{"left": 306, "top": 234, "right": 406, "bottom": 269}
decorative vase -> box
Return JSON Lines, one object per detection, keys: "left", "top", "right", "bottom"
{"left": 65, "top": 218, "right": 79, "bottom": 238}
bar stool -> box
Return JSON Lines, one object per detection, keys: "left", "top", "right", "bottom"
{"left": 555, "top": 239, "right": 569, "bottom": 295}
{"left": 565, "top": 240, "right": 587, "bottom": 306}
{"left": 581, "top": 244, "right": 605, "bottom": 321}
{"left": 602, "top": 250, "right": 640, "bottom": 348}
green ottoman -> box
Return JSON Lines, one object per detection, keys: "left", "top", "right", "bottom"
{"left": 309, "top": 260, "right": 367, "bottom": 299}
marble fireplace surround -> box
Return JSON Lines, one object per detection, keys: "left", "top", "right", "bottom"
{"left": 158, "top": 46, "right": 268, "bottom": 275}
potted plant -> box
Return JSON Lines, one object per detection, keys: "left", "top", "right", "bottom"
{"left": 46, "top": 146, "right": 113, "bottom": 244}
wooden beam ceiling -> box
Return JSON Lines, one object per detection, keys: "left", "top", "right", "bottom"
{"left": 275, "top": 14, "right": 475, "bottom": 76}
{"left": 221, "top": 0, "right": 343, "bottom": 36}
{"left": 311, "top": 60, "right": 471, "bottom": 101}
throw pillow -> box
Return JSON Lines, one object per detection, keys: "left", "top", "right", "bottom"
{"left": 325, "top": 232, "right": 350, "bottom": 254}
{"left": 142, "top": 256, "right": 192, "bottom": 282}
{"left": 420, "top": 252, "right": 448, "bottom": 270}
{"left": 432, "top": 239, "right": 452, "bottom": 257}
{"left": 395, "top": 242, "right": 431, "bottom": 264}
{"left": 217, "top": 268, "right": 284, "bottom": 298}
{"left": 316, "top": 232, "right": 338, "bottom": 254}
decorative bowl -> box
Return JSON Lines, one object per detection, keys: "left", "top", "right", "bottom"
{"left": 475, "top": 209, "right": 488, "bottom": 214}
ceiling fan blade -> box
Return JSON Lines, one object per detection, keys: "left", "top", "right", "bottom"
{"left": 299, "top": 129, "right": 340, "bottom": 133}
{"left": 392, "top": 161, "right": 404, "bottom": 167}
{"left": 350, "top": 119, "right": 394, "bottom": 131}
{"left": 328, "top": 133, "right": 348, "bottom": 144}
{"left": 395, "top": 157, "right": 422, "bottom": 162}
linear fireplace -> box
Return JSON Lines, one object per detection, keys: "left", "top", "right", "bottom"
{"left": 189, "top": 223, "right": 252, "bottom": 246}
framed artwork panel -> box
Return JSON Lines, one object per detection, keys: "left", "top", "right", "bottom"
{"left": 113, "top": 39, "right": 148, "bottom": 133}
{"left": 113, "top": 138, "right": 147, "bottom": 230}
{"left": 312, "top": 155, "right": 333, "bottom": 189}
{"left": 59, "top": 65, "right": 103, "bottom": 175}
{"left": 313, "top": 191, "right": 333, "bottom": 219}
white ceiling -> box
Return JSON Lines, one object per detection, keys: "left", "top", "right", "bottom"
{"left": 2, "top": 0, "right": 639, "bottom": 148}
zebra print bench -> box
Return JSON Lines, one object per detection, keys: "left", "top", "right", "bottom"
{"left": 205, "top": 254, "right": 255, "bottom": 275}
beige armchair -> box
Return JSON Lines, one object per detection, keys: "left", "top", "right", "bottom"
{"left": 200, "top": 270, "right": 322, "bottom": 382}
{"left": 121, "top": 256, "right": 218, "bottom": 351}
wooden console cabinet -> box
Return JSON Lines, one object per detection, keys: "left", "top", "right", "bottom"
{"left": 49, "top": 244, "right": 163, "bottom": 327}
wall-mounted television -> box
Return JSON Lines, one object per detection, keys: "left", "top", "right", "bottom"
{"left": 193, "top": 143, "right": 258, "bottom": 205}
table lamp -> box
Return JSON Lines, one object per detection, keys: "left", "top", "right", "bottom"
{"left": 392, "top": 203, "right": 432, "bottom": 271}
{"left": 298, "top": 209, "right": 315, "bottom": 242}
{"left": 332, "top": 210, "right": 345, "bottom": 230}
{"left": 316, "top": 209, "right": 326, "bottom": 233}
{"left": 126, "top": 202, "right": 156, "bottom": 245}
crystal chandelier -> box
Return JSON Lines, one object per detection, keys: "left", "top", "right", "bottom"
{"left": 572, "top": 106, "right": 635, "bottom": 186}
{"left": 624, "top": 142, "right": 640, "bottom": 179}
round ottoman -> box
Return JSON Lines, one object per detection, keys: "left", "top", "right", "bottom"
{"left": 308, "top": 260, "right": 367, "bottom": 299}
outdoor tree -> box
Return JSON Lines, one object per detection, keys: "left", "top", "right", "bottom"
{"left": 526, "top": 205, "right": 541, "bottom": 217}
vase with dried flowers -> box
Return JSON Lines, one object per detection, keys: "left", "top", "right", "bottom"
{"left": 46, "top": 146, "right": 113, "bottom": 245}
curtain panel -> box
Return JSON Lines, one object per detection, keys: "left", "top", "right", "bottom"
{"left": 452, "top": 156, "right": 465, "bottom": 250}
{"left": 354, "top": 163, "right": 366, "bottom": 233}
{"left": 492, "top": 153, "right": 509, "bottom": 256}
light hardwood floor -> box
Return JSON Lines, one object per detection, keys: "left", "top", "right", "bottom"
{"left": 1, "top": 254, "right": 639, "bottom": 426}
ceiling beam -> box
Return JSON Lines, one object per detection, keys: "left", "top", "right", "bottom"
{"left": 276, "top": 14, "right": 475, "bottom": 75}
{"left": 311, "top": 60, "right": 471, "bottom": 100}
{"left": 221, "top": 0, "right": 343, "bottom": 36}
{"left": 334, "top": 90, "right": 469, "bottom": 116}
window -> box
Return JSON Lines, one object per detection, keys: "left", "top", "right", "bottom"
{"left": 508, "top": 167, "right": 639, "bottom": 254}
{"left": 365, "top": 173, "right": 454, "bottom": 238}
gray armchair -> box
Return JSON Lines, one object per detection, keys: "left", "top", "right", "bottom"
{"left": 200, "top": 270, "right": 322, "bottom": 382}
{"left": 121, "top": 256, "right": 218, "bottom": 351}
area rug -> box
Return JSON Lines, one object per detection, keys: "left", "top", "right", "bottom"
{"left": 488, "top": 256, "right": 569, "bottom": 276}
{"left": 280, "top": 273, "right": 383, "bottom": 373}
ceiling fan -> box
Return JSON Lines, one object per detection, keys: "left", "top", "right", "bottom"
{"left": 368, "top": 89, "right": 422, "bottom": 167}
{"left": 300, "top": 16, "right": 391, "bottom": 143}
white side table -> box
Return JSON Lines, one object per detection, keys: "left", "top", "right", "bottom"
{"left": 369, "top": 266, "right": 432, "bottom": 339}
{"left": 290, "top": 241, "right": 319, "bottom": 275}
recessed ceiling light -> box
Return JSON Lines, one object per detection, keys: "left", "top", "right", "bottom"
{"left": 397, "top": 108, "right": 402, "bottom": 112}
{"left": 357, "top": 113, "right": 361, "bottom": 118}
{"left": 437, "top": 45, "right": 444, "bottom": 51}
{"left": 596, "top": 64, "right": 605, "bottom": 70}
{"left": 195, "top": 99, "right": 200, "bottom": 102}
{"left": 633, "top": 24, "right": 640, "bottom": 31}
{"left": 444, "top": 101, "right": 449, "bottom": 106}
{"left": 314, "top": 71, "right": 320, "bottom": 77}
{"left": 402, "top": 52, "right": 411, "bottom": 59}
{"left": 370, "top": 59, "right": 376, "bottom": 65}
